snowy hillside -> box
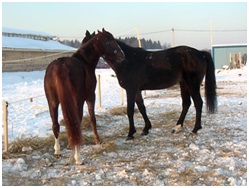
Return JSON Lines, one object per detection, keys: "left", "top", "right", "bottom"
{"left": 2, "top": 27, "right": 76, "bottom": 51}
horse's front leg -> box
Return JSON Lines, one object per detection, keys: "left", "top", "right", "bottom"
{"left": 126, "top": 90, "right": 137, "bottom": 140}
{"left": 135, "top": 91, "right": 152, "bottom": 136}
{"left": 86, "top": 95, "right": 101, "bottom": 144}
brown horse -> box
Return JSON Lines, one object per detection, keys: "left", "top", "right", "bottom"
{"left": 44, "top": 29, "right": 124, "bottom": 164}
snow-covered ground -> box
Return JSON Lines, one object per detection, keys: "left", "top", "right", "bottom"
{"left": 2, "top": 27, "right": 76, "bottom": 51}
{"left": 2, "top": 67, "right": 247, "bottom": 186}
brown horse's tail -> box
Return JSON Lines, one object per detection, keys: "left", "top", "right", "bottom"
{"left": 203, "top": 51, "right": 217, "bottom": 114}
{"left": 55, "top": 65, "right": 82, "bottom": 148}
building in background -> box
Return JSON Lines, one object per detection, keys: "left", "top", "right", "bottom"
{"left": 2, "top": 27, "right": 77, "bottom": 72}
{"left": 212, "top": 44, "right": 247, "bottom": 69}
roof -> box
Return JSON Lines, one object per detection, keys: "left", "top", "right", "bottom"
{"left": 212, "top": 44, "right": 247, "bottom": 48}
{"left": 2, "top": 27, "right": 76, "bottom": 51}
{"left": 2, "top": 27, "right": 54, "bottom": 38}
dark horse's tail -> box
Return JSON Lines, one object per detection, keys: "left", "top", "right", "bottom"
{"left": 55, "top": 65, "right": 82, "bottom": 148}
{"left": 203, "top": 51, "right": 217, "bottom": 114}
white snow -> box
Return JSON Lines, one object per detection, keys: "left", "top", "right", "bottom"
{"left": 2, "top": 27, "right": 54, "bottom": 37}
{"left": 2, "top": 27, "right": 76, "bottom": 51}
{"left": 2, "top": 36, "right": 76, "bottom": 51}
{"left": 2, "top": 67, "right": 247, "bottom": 186}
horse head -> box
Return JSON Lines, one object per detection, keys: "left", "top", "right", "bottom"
{"left": 82, "top": 30, "right": 95, "bottom": 44}
{"left": 83, "top": 29, "right": 125, "bottom": 63}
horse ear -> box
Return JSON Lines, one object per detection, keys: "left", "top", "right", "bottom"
{"left": 98, "top": 30, "right": 101, "bottom": 34}
{"left": 92, "top": 31, "right": 95, "bottom": 36}
{"left": 102, "top": 28, "right": 106, "bottom": 33}
{"left": 85, "top": 30, "right": 90, "bottom": 37}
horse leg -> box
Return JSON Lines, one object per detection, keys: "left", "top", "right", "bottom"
{"left": 74, "top": 145, "right": 83, "bottom": 165}
{"left": 48, "top": 101, "right": 61, "bottom": 156}
{"left": 86, "top": 96, "right": 101, "bottom": 144}
{"left": 172, "top": 81, "right": 191, "bottom": 134}
{"left": 190, "top": 87, "right": 203, "bottom": 133}
{"left": 135, "top": 91, "right": 152, "bottom": 136}
{"left": 126, "top": 90, "right": 137, "bottom": 140}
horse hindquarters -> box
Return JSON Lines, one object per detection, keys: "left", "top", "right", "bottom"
{"left": 55, "top": 67, "right": 82, "bottom": 148}
{"left": 52, "top": 65, "right": 83, "bottom": 164}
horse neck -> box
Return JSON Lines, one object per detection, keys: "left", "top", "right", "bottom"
{"left": 72, "top": 44, "right": 100, "bottom": 68}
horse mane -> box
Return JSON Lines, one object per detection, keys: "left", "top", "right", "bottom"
{"left": 72, "top": 43, "right": 94, "bottom": 62}
{"left": 117, "top": 40, "right": 146, "bottom": 55}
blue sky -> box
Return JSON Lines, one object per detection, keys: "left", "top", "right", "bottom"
{"left": 2, "top": 1, "right": 247, "bottom": 49}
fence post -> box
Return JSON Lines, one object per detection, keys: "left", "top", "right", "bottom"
{"left": 239, "top": 53, "right": 242, "bottom": 68}
{"left": 121, "top": 88, "right": 124, "bottom": 106}
{"left": 3, "top": 101, "right": 8, "bottom": 152}
{"left": 97, "top": 74, "right": 102, "bottom": 108}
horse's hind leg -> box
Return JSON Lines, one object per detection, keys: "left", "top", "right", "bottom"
{"left": 48, "top": 101, "right": 61, "bottom": 156}
{"left": 172, "top": 81, "right": 191, "bottom": 134}
{"left": 86, "top": 96, "right": 101, "bottom": 144}
{"left": 190, "top": 87, "right": 203, "bottom": 133}
{"left": 135, "top": 91, "right": 152, "bottom": 136}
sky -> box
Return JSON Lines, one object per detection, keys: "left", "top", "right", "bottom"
{"left": 1, "top": 1, "right": 247, "bottom": 49}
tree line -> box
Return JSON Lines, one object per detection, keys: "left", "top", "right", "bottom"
{"left": 60, "top": 37, "right": 170, "bottom": 49}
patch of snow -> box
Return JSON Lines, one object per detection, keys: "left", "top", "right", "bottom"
{"left": 2, "top": 36, "right": 76, "bottom": 51}
{"left": 3, "top": 27, "right": 54, "bottom": 37}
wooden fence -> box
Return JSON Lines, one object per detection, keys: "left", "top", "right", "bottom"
{"left": 2, "top": 49, "right": 75, "bottom": 72}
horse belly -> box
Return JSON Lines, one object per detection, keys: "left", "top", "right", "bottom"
{"left": 143, "top": 71, "right": 181, "bottom": 90}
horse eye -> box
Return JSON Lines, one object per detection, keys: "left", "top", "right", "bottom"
{"left": 114, "top": 50, "right": 117, "bottom": 54}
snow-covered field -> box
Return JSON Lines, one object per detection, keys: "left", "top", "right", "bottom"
{"left": 2, "top": 67, "right": 247, "bottom": 186}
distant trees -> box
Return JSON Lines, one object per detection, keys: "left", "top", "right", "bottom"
{"left": 59, "top": 39, "right": 81, "bottom": 48}
{"left": 117, "top": 37, "right": 163, "bottom": 49}
{"left": 59, "top": 37, "right": 170, "bottom": 50}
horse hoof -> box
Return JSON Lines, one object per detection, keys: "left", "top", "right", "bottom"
{"left": 172, "top": 125, "right": 182, "bottom": 134}
{"left": 192, "top": 127, "right": 201, "bottom": 134}
{"left": 126, "top": 136, "right": 134, "bottom": 141}
{"left": 54, "top": 154, "right": 62, "bottom": 158}
{"left": 141, "top": 131, "right": 149, "bottom": 136}
{"left": 75, "top": 161, "right": 84, "bottom": 165}
{"left": 171, "top": 129, "right": 176, "bottom": 134}
{"left": 95, "top": 140, "right": 102, "bottom": 145}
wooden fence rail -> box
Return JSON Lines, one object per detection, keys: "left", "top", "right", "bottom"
{"left": 2, "top": 101, "right": 8, "bottom": 152}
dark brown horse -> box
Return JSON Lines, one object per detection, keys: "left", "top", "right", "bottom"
{"left": 83, "top": 32, "right": 217, "bottom": 140}
{"left": 109, "top": 41, "right": 217, "bottom": 140}
{"left": 44, "top": 29, "right": 124, "bottom": 164}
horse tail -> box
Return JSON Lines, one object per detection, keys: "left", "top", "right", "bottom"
{"left": 55, "top": 65, "right": 82, "bottom": 148}
{"left": 203, "top": 51, "right": 217, "bottom": 114}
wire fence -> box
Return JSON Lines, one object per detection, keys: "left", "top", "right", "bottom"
{"left": 2, "top": 50, "right": 73, "bottom": 63}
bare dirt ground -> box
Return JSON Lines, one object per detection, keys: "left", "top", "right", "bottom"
{"left": 2, "top": 79, "right": 247, "bottom": 186}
